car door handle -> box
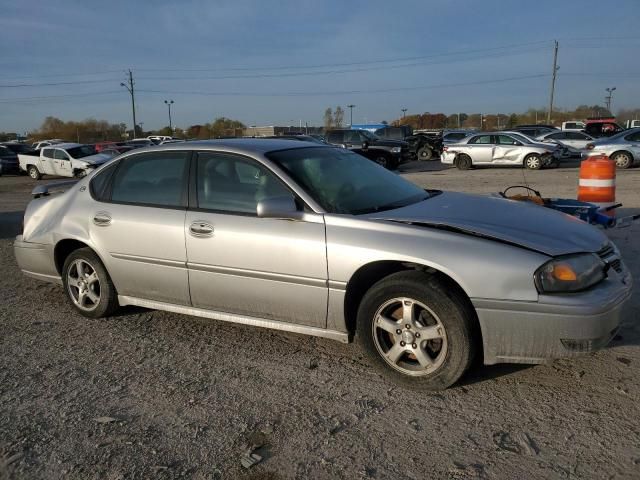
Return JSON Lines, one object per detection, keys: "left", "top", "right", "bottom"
{"left": 189, "top": 221, "right": 214, "bottom": 237}
{"left": 93, "top": 212, "right": 112, "bottom": 226}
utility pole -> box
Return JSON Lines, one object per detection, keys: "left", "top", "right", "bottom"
{"left": 120, "top": 70, "right": 137, "bottom": 139}
{"left": 457, "top": 113, "right": 460, "bottom": 128}
{"left": 547, "top": 40, "right": 559, "bottom": 124}
{"left": 605, "top": 87, "right": 616, "bottom": 113}
{"left": 164, "top": 100, "right": 174, "bottom": 131}
{"left": 401, "top": 108, "right": 407, "bottom": 119}
{"left": 347, "top": 104, "right": 355, "bottom": 126}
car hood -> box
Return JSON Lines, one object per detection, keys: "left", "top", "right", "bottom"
{"left": 365, "top": 191, "right": 608, "bottom": 257}
{"left": 77, "top": 153, "right": 112, "bottom": 165}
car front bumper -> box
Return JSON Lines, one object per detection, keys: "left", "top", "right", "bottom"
{"left": 473, "top": 266, "right": 632, "bottom": 365}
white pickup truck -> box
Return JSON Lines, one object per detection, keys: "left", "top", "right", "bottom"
{"left": 18, "top": 143, "right": 113, "bottom": 180}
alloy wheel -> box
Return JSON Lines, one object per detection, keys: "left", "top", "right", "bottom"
{"left": 372, "top": 297, "right": 448, "bottom": 376}
{"left": 66, "top": 259, "right": 101, "bottom": 311}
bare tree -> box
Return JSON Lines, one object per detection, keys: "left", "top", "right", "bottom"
{"left": 324, "top": 108, "right": 334, "bottom": 129}
{"left": 333, "top": 106, "right": 344, "bottom": 127}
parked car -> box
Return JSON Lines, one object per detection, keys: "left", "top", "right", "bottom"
{"left": 325, "top": 129, "right": 410, "bottom": 169}
{"left": 31, "top": 139, "right": 65, "bottom": 150}
{"left": 511, "top": 125, "right": 558, "bottom": 138}
{"left": 536, "top": 131, "right": 596, "bottom": 154}
{"left": 561, "top": 121, "right": 586, "bottom": 131}
{"left": 498, "top": 131, "right": 569, "bottom": 159}
{"left": 584, "top": 119, "right": 624, "bottom": 138}
{"left": 0, "top": 145, "right": 21, "bottom": 176}
{"left": 126, "top": 138, "right": 156, "bottom": 148}
{"left": 18, "top": 143, "right": 113, "bottom": 180}
{"left": 442, "top": 131, "right": 472, "bottom": 144}
{"left": 263, "top": 135, "right": 326, "bottom": 144}
{"left": 583, "top": 127, "right": 640, "bottom": 168}
{"left": 13, "top": 139, "right": 631, "bottom": 390}
{"left": 441, "top": 132, "right": 560, "bottom": 170}
{"left": 373, "top": 126, "right": 443, "bottom": 161}
{"left": 148, "top": 135, "right": 173, "bottom": 144}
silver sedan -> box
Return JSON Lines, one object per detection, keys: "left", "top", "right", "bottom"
{"left": 14, "top": 140, "right": 632, "bottom": 389}
{"left": 582, "top": 128, "right": 640, "bottom": 168}
{"left": 441, "top": 132, "right": 560, "bottom": 170}
{"left": 536, "top": 130, "right": 596, "bottom": 154}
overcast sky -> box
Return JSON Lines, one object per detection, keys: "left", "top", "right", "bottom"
{"left": 1, "top": 0, "right": 639, "bottom": 132}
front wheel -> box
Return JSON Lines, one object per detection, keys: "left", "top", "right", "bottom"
{"left": 524, "top": 154, "right": 542, "bottom": 170}
{"left": 611, "top": 151, "right": 632, "bottom": 169}
{"left": 28, "top": 165, "right": 42, "bottom": 180}
{"left": 356, "top": 271, "right": 476, "bottom": 390}
{"left": 62, "top": 248, "right": 119, "bottom": 318}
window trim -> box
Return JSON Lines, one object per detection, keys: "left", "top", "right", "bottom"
{"left": 92, "top": 151, "right": 192, "bottom": 210}
{"left": 189, "top": 150, "right": 306, "bottom": 217}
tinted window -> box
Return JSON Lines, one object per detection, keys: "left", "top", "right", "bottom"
{"left": 445, "top": 133, "right": 467, "bottom": 141}
{"left": 111, "top": 152, "right": 189, "bottom": 207}
{"left": 624, "top": 131, "right": 640, "bottom": 142}
{"left": 42, "top": 148, "right": 55, "bottom": 158}
{"left": 196, "top": 152, "right": 291, "bottom": 214}
{"left": 567, "top": 132, "right": 589, "bottom": 140}
{"left": 67, "top": 145, "right": 97, "bottom": 158}
{"left": 547, "top": 132, "right": 566, "bottom": 140}
{"left": 327, "top": 132, "right": 343, "bottom": 143}
{"left": 90, "top": 162, "right": 118, "bottom": 201}
{"left": 54, "top": 149, "right": 69, "bottom": 160}
{"left": 344, "top": 130, "right": 363, "bottom": 143}
{"left": 497, "top": 135, "right": 519, "bottom": 145}
{"left": 469, "top": 135, "right": 493, "bottom": 145}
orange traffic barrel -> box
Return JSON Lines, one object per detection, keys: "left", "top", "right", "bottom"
{"left": 578, "top": 154, "right": 616, "bottom": 215}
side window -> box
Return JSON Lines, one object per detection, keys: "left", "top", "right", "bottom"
{"left": 196, "top": 152, "right": 292, "bottom": 215}
{"left": 90, "top": 162, "right": 118, "bottom": 201}
{"left": 497, "top": 135, "right": 518, "bottom": 145}
{"left": 469, "top": 135, "right": 493, "bottom": 145}
{"left": 42, "top": 148, "right": 55, "bottom": 159}
{"left": 54, "top": 149, "right": 69, "bottom": 160}
{"left": 548, "top": 132, "right": 565, "bottom": 140}
{"left": 327, "top": 132, "right": 343, "bottom": 144}
{"left": 624, "top": 131, "right": 640, "bottom": 142}
{"left": 110, "top": 151, "right": 189, "bottom": 207}
{"left": 345, "top": 131, "right": 362, "bottom": 143}
{"left": 568, "top": 132, "right": 587, "bottom": 140}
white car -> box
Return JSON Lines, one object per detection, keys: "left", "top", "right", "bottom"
{"left": 441, "top": 132, "right": 560, "bottom": 170}
{"left": 18, "top": 143, "right": 113, "bottom": 179}
{"left": 536, "top": 131, "right": 595, "bottom": 154}
{"left": 31, "top": 139, "right": 64, "bottom": 150}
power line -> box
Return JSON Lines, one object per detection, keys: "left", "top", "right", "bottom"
{"left": 0, "top": 78, "right": 122, "bottom": 88}
{"left": 0, "top": 69, "right": 125, "bottom": 80}
{"left": 0, "top": 91, "right": 122, "bottom": 104}
{"left": 136, "top": 73, "right": 549, "bottom": 98}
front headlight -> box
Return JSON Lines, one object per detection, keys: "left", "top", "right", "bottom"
{"left": 391, "top": 147, "right": 401, "bottom": 153}
{"left": 534, "top": 253, "right": 606, "bottom": 293}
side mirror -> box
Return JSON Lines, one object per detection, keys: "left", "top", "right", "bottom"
{"left": 361, "top": 141, "right": 369, "bottom": 150}
{"left": 257, "top": 195, "right": 303, "bottom": 220}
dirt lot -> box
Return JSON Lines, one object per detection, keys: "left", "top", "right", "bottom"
{"left": 1, "top": 161, "right": 639, "bottom": 480}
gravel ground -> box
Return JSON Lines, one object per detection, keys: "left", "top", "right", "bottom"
{"left": 1, "top": 161, "right": 639, "bottom": 480}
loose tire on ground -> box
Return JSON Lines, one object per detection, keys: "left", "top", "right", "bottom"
{"left": 455, "top": 154, "right": 472, "bottom": 170}
{"left": 62, "top": 247, "right": 119, "bottom": 319}
{"left": 28, "top": 165, "right": 42, "bottom": 180}
{"left": 355, "top": 270, "right": 476, "bottom": 390}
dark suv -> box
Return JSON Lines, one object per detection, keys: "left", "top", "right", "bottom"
{"left": 0, "top": 145, "right": 21, "bottom": 176}
{"left": 325, "top": 129, "right": 410, "bottom": 169}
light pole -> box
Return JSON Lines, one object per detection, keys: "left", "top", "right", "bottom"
{"left": 347, "top": 104, "right": 356, "bottom": 126}
{"left": 401, "top": 108, "right": 407, "bottom": 119}
{"left": 120, "top": 70, "right": 136, "bottom": 139}
{"left": 605, "top": 87, "right": 616, "bottom": 113}
{"left": 164, "top": 100, "right": 174, "bottom": 131}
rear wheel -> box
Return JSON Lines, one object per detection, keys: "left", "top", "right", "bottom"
{"left": 417, "top": 146, "right": 434, "bottom": 161}
{"left": 611, "top": 151, "right": 632, "bottom": 169}
{"left": 455, "top": 154, "right": 472, "bottom": 170}
{"left": 524, "top": 154, "right": 542, "bottom": 170}
{"left": 356, "top": 271, "right": 475, "bottom": 390}
{"left": 28, "top": 165, "right": 41, "bottom": 180}
{"left": 62, "top": 248, "right": 119, "bottom": 318}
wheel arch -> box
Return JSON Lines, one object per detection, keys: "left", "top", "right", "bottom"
{"left": 54, "top": 238, "right": 110, "bottom": 278}
{"left": 343, "top": 260, "right": 482, "bottom": 357}
{"left": 610, "top": 150, "right": 635, "bottom": 163}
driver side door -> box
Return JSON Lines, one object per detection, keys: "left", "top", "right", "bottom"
{"left": 184, "top": 151, "right": 328, "bottom": 327}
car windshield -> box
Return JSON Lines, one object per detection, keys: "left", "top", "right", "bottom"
{"left": 359, "top": 130, "right": 379, "bottom": 141}
{"left": 66, "top": 145, "right": 97, "bottom": 158}
{"left": 508, "top": 133, "right": 535, "bottom": 144}
{"left": 267, "top": 147, "right": 429, "bottom": 215}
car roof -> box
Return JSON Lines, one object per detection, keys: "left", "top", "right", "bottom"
{"left": 43, "top": 142, "right": 83, "bottom": 149}
{"left": 123, "top": 138, "right": 328, "bottom": 155}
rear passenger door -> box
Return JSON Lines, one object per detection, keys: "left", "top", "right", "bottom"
{"left": 493, "top": 135, "right": 522, "bottom": 164}
{"left": 88, "top": 151, "right": 192, "bottom": 305}
{"left": 466, "top": 135, "right": 495, "bottom": 164}
{"left": 184, "top": 151, "right": 328, "bottom": 327}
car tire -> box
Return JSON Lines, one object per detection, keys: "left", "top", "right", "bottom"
{"left": 417, "top": 146, "right": 434, "bottom": 161}
{"left": 62, "top": 247, "right": 119, "bottom": 319}
{"left": 372, "top": 153, "right": 391, "bottom": 169}
{"left": 355, "top": 270, "right": 476, "bottom": 391}
{"left": 611, "top": 151, "right": 633, "bottom": 169}
{"left": 28, "top": 165, "right": 42, "bottom": 180}
{"left": 455, "top": 154, "right": 472, "bottom": 170}
{"left": 524, "top": 154, "right": 542, "bottom": 170}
